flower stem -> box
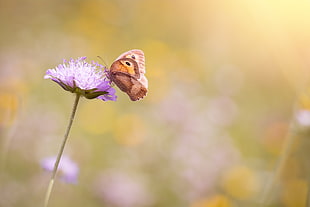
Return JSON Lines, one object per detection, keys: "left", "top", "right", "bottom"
{"left": 307, "top": 177, "right": 310, "bottom": 207}
{"left": 260, "top": 122, "right": 295, "bottom": 206}
{"left": 44, "top": 94, "right": 81, "bottom": 207}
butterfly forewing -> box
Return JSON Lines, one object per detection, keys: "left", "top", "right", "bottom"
{"left": 115, "top": 49, "right": 146, "bottom": 74}
{"left": 110, "top": 58, "right": 140, "bottom": 79}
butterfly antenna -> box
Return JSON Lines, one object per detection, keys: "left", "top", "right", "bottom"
{"left": 97, "top": 56, "right": 108, "bottom": 68}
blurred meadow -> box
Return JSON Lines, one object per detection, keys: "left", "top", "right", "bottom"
{"left": 1, "top": 0, "right": 310, "bottom": 206}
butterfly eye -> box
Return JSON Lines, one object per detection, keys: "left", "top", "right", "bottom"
{"left": 125, "top": 61, "right": 131, "bottom": 66}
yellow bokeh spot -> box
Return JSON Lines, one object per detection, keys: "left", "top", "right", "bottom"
{"left": 114, "top": 114, "right": 146, "bottom": 147}
{"left": 0, "top": 92, "right": 19, "bottom": 128}
{"left": 0, "top": 78, "right": 27, "bottom": 128}
{"left": 221, "top": 166, "right": 259, "bottom": 200}
{"left": 190, "top": 195, "right": 233, "bottom": 207}
{"left": 282, "top": 178, "right": 307, "bottom": 207}
{"left": 77, "top": 101, "right": 117, "bottom": 135}
{"left": 298, "top": 91, "right": 310, "bottom": 110}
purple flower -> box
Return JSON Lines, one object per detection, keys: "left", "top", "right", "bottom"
{"left": 41, "top": 156, "right": 79, "bottom": 184}
{"left": 295, "top": 109, "right": 310, "bottom": 126}
{"left": 94, "top": 171, "right": 153, "bottom": 207}
{"left": 44, "top": 57, "right": 117, "bottom": 101}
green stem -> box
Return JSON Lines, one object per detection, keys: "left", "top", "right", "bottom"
{"left": 43, "top": 94, "right": 80, "bottom": 207}
{"left": 307, "top": 177, "right": 310, "bottom": 207}
{"left": 260, "top": 122, "right": 295, "bottom": 206}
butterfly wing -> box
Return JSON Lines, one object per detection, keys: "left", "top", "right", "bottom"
{"left": 110, "top": 58, "right": 140, "bottom": 79}
{"left": 115, "top": 49, "right": 146, "bottom": 74}
{"left": 138, "top": 74, "right": 148, "bottom": 88}
{"left": 110, "top": 72, "right": 147, "bottom": 101}
{"left": 109, "top": 49, "right": 148, "bottom": 101}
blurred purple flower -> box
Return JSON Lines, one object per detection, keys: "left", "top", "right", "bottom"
{"left": 44, "top": 57, "right": 117, "bottom": 101}
{"left": 41, "top": 156, "right": 79, "bottom": 184}
{"left": 295, "top": 109, "right": 310, "bottom": 126}
{"left": 94, "top": 171, "right": 153, "bottom": 207}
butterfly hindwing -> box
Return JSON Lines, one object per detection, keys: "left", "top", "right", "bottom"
{"left": 110, "top": 72, "right": 147, "bottom": 101}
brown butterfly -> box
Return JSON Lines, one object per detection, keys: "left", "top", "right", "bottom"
{"left": 108, "top": 49, "right": 148, "bottom": 101}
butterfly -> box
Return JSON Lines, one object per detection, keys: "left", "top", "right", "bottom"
{"left": 107, "top": 49, "right": 148, "bottom": 101}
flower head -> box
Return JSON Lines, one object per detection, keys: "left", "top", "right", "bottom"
{"left": 41, "top": 156, "right": 79, "bottom": 184}
{"left": 44, "top": 57, "right": 117, "bottom": 101}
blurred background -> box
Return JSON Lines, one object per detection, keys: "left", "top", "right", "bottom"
{"left": 1, "top": 0, "right": 310, "bottom": 206}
